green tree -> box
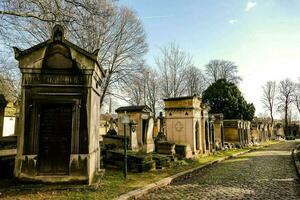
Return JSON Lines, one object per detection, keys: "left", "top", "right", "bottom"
{"left": 202, "top": 79, "right": 255, "bottom": 121}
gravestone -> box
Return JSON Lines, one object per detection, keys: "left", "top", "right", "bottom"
{"left": 13, "top": 25, "right": 104, "bottom": 184}
{"left": 144, "top": 117, "right": 155, "bottom": 153}
{"left": 129, "top": 121, "right": 138, "bottom": 151}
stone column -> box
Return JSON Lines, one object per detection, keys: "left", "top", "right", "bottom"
{"left": 0, "top": 94, "right": 7, "bottom": 137}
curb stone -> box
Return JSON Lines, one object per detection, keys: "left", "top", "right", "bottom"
{"left": 292, "top": 144, "right": 300, "bottom": 181}
{"left": 115, "top": 147, "right": 261, "bottom": 200}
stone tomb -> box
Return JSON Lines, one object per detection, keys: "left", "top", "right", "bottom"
{"left": 250, "top": 123, "right": 260, "bottom": 144}
{"left": 164, "top": 96, "right": 203, "bottom": 156}
{"left": 223, "top": 120, "right": 243, "bottom": 147}
{"left": 13, "top": 25, "right": 104, "bottom": 184}
{"left": 115, "top": 105, "right": 154, "bottom": 153}
{"left": 211, "top": 114, "right": 224, "bottom": 150}
{"left": 224, "top": 120, "right": 251, "bottom": 147}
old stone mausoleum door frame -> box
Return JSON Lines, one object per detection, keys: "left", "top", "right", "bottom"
{"left": 34, "top": 98, "right": 80, "bottom": 175}
{"left": 13, "top": 25, "right": 104, "bottom": 184}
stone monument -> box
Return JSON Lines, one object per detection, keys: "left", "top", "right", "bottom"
{"left": 116, "top": 105, "right": 153, "bottom": 152}
{"left": 13, "top": 25, "right": 104, "bottom": 184}
{"left": 144, "top": 117, "right": 155, "bottom": 153}
{"left": 164, "top": 95, "right": 203, "bottom": 155}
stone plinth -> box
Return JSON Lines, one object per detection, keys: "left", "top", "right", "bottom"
{"left": 102, "top": 135, "right": 129, "bottom": 149}
{"left": 104, "top": 149, "right": 155, "bottom": 172}
{"left": 175, "top": 144, "right": 193, "bottom": 159}
{"left": 156, "top": 141, "right": 176, "bottom": 155}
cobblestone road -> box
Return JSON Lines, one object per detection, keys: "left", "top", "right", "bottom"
{"left": 140, "top": 141, "right": 300, "bottom": 200}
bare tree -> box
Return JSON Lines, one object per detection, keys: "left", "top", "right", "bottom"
{"left": 294, "top": 80, "right": 300, "bottom": 115}
{"left": 205, "top": 59, "right": 242, "bottom": 84}
{"left": 261, "top": 81, "right": 276, "bottom": 125}
{"left": 156, "top": 43, "right": 192, "bottom": 98}
{"left": 120, "top": 66, "right": 161, "bottom": 117}
{"left": 277, "top": 78, "right": 296, "bottom": 135}
{"left": 185, "top": 65, "right": 206, "bottom": 96}
{"left": 119, "top": 68, "right": 145, "bottom": 106}
{"left": 0, "top": 53, "right": 19, "bottom": 101}
{"left": 0, "top": 0, "right": 148, "bottom": 108}
{"left": 145, "top": 68, "right": 161, "bottom": 117}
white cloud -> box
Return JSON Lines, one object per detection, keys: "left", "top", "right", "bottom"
{"left": 229, "top": 19, "right": 238, "bottom": 24}
{"left": 245, "top": 1, "right": 257, "bottom": 12}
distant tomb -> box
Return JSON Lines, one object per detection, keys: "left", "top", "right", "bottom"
{"left": 115, "top": 105, "right": 154, "bottom": 153}
{"left": 164, "top": 95, "right": 203, "bottom": 156}
{"left": 224, "top": 120, "right": 250, "bottom": 147}
{"left": 13, "top": 25, "right": 104, "bottom": 184}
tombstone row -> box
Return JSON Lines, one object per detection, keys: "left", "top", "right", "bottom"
{"left": 101, "top": 95, "right": 274, "bottom": 161}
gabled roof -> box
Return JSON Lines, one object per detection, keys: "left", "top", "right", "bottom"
{"left": 115, "top": 105, "right": 152, "bottom": 113}
{"left": 13, "top": 24, "right": 105, "bottom": 76}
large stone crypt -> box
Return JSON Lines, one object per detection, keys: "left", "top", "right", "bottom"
{"left": 13, "top": 25, "right": 104, "bottom": 184}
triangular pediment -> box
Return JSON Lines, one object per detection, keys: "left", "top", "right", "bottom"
{"left": 13, "top": 25, "right": 104, "bottom": 76}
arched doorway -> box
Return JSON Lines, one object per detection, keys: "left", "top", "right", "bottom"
{"left": 205, "top": 121, "right": 209, "bottom": 150}
{"left": 221, "top": 124, "right": 224, "bottom": 147}
{"left": 210, "top": 124, "right": 215, "bottom": 150}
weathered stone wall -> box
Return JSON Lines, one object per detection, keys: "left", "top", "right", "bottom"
{"left": 164, "top": 96, "right": 202, "bottom": 154}
{"left": 224, "top": 127, "right": 239, "bottom": 143}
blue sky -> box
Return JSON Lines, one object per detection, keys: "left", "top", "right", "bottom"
{"left": 119, "top": 0, "right": 300, "bottom": 118}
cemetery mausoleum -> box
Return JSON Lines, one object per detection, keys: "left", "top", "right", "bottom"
{"left": 13, "top": 25, "right": 104, "bottom": 184}
{"left": 164, "top": 96, "right": 203, "bottom": 155}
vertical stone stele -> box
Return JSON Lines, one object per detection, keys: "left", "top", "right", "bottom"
{"left": 13, "top": 25, "right": 105, "bottom": 185}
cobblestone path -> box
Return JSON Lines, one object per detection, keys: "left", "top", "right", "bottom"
{"left": 140, "top": 141, "right": 300, "bottom": 200}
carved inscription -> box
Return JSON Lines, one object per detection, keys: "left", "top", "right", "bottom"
{"left": 24, "top": 74, "right": 85, "bottom": 85}
{"left": 165, "top": 100, "right": 192, "bottom": 108}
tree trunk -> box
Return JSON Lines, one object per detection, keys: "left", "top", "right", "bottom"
{"left": 284, "top": 105, "right": 288, "bottom": 136}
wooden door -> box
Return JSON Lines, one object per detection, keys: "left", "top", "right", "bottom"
{"left": 38, "top": 104, "right": 72, "bottom": 175}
